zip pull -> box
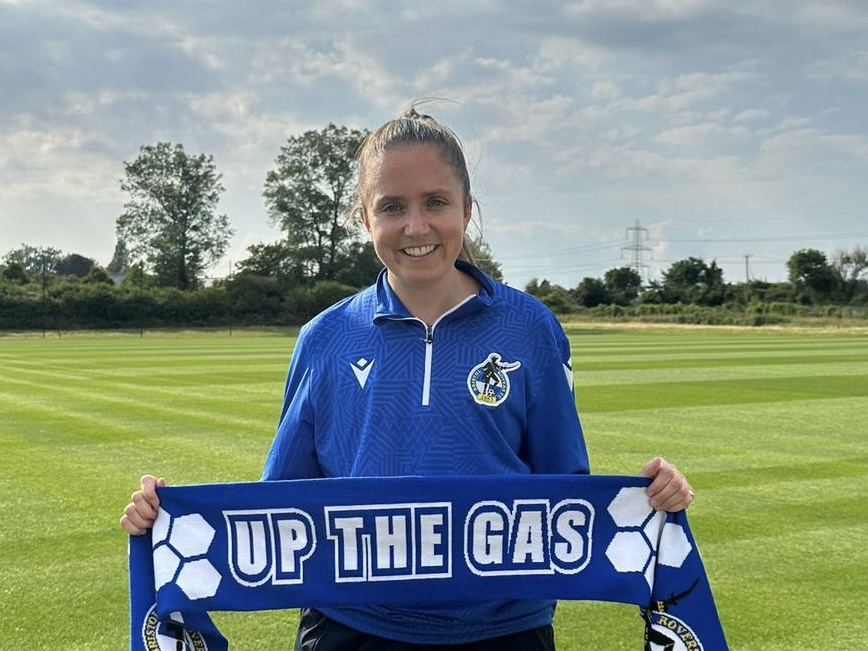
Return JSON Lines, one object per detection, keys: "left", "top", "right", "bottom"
{"left": 422, "top": 324, "right": 434, "bottom": 406}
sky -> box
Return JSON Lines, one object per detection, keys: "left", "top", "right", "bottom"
{"left": 2, "top": 0, "right": 868, "bottom": 290}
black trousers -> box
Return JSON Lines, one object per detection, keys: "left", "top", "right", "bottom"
{"left": 293, "top": 608, "right": 556, "bottom": 651}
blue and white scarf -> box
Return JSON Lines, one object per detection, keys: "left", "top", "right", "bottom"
{"left": 128, "top": 474, "right": 728, "bottom": 650}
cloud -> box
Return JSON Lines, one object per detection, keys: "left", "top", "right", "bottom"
{"left": 1, "top": 0, "right": 867, "bottom": 289}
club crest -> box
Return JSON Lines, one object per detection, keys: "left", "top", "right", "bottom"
{"left": 142, "top": 605, "right": 208, "bottom": 651}
{"left": 467, "top": 353, "right": 521, "bottom": 406}
{"left": 642, "top": 579, "right": 704, "bottom": 651}
{"left": 643, "top": 611, "right": 704, "bottom": 651}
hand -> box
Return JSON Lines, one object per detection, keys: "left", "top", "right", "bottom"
{"left": 640, "top": 457, "right": 694, "bottom": 512}
{"left": 120, "top": 475, "right": 166, "bottom": 535}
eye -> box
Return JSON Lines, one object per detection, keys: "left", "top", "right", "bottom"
{"left": 378, "top": 202, "right": 403, "bottom": 214}
{"left": 428, "top": 196, "right": 448, "bottom": 207}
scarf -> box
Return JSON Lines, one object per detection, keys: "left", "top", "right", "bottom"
{"left": 128, "top": 474, "right": 728, "bottom": 650}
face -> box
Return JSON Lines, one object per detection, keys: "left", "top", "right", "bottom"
{"left": 360, "top": 143, "right": 471, "bottom": 295}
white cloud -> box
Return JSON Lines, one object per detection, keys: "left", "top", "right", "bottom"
{"left": 1, "top": 1, "right": 868, "bottom": 286}
{"left": 653, "top": 122, "right": 752, "bottom": 149}
{"left": 806, "top": 50, "right": 868, "bottom": 85}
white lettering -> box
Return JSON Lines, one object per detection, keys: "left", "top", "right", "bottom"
{"left": 275, "top": 518, "right": 310, "bottom": 573}
{"left": 466, "top": 499, "right": 594, "bottom": 576}
{"left": 418, "top": 513, "right": 444, "bottom": 568}
{"left": 473, "top": 511, "right": 505, "bottom": 565}
{"left": 325, "top": 504, "right": 451, "bottom": 582}
{"left": 553, "top": 509, "right": 586, "bottom": 563}
{"left": 375, "top": 514, "right": 408, "bottom": 569}
{"left": 232, "top": 518, "right": 268, "bottom": 576}
{"left": 512, "top": 510, "right": 544, "bottom": 564}
{"left": 332, "top": 517, "right": 364, "bottom": 572}
{"left": 225, "top": 509, "right": 316, "bottom": 586}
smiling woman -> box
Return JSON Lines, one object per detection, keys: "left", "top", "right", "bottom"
{"left": 119, "top": 106, "right": 694, "bottom": 651}
{"left": 359, "top": 142, "right": 476, "bottom": 324}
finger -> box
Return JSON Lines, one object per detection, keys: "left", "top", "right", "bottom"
{"left": 650, "top": 477, "right": 694, "bottom": 511}
{"left": 644, "top": 459, "right": 677, "bottom": 499}
{"left": 640, "top": 456, "right": 695, "bottom": 511}
{"left": 639, "top": 456, "right": 663, "bottom": 479}
{"left": 120, "top": 513, "right": 147, "bottom": 536}
{"left": 655, "top": 488, "right": 694, "bottom": 512}
{"left": 139, "top": 475, "right": 165, "bottom": 510}
{"left": 121, "top": 502, "right": 155, "bottom": 534}
{"left": 131, "top": 490, "right": 160, "bottom": 520}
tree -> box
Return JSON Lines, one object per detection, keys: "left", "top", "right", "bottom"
{"left": 236, "top": 241, "right": 306, "bottom": 282}
{"left": 522, "top": 278, "right": 576, "bottom": 312}
{"left": 831, "top": 246, "right": 868, "bottom": 303}
{"left": 107, "top": 240, "right": 131, "bottom": 274}
{"left": 524, "top": 278, "right": 551, "bottom": 297}
{"left": 604, "top": 266, "right": 642, "bottom": 305}
{"left": 117, "top": 142, "right": 232, "bottom": 290}
{"left": 661, "top": 257, "right": 725, "bottom": 305}
{"left": 263, "top": 124, "right": 368, "bottom": 282}
{"left": 333, "top": 240, "right": 384, "bottom": 288}
{"left": 574, "top": 277, "right": 609, "bottom": 307}
{"left": 2, "top": 262, "right": 29, "bottom": 284}
{"left": 787, "top": 249, "right": 836, "bottom": 304}
{"left": 56, "top": 253, "right": 96, "bottom": 278}
{"left": 84, "top": 266, "right": 114, "bottom": 285}
{"left": 3, "top": 244, "right": 63, "bottom": 278}
{"left": 538, "top": 284, "right": 577, "bottom": 314}
{"left": 466, "top": 235, "right": 503, "bottom": 282}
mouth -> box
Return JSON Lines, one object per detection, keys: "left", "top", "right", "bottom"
{"left": 402, "top": 244, "right": 437, "bottom": 257}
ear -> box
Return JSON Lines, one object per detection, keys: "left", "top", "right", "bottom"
{"left": 463, "top": 199, "right": 472, "bottom": 230}
{"left": 359, "top": 208, "right": 372, "bottom": 233}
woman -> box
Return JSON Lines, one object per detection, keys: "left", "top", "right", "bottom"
{"left": 122, "top": 106, "right": 693, "bottom": 650}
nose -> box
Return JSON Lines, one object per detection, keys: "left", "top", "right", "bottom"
{"left": 403, "top": 204, "right": 430, "bottom": 236}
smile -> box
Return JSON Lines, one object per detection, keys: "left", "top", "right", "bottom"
{"left": 402, "top": 245, "right": 437, "bottom": 257}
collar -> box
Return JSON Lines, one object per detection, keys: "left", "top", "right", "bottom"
{"left": 372, "top": 260, "right": 495, "bottom": 324}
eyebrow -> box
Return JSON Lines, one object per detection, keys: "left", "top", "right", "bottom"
{"left": 376, "top": 188, "right": 453, "bottom": 202}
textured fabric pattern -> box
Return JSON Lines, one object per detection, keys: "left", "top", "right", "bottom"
{"left": 260, "top": 263, "right": 590, "bottom": 640}
{"left": 262, "top": 262, "right": 589, "bottom": 482}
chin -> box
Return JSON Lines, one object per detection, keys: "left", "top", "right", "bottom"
{"left": 396, "top": 266, "right": 448, "bottom": 285}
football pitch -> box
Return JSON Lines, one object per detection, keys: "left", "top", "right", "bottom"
{"left": 0, "top": 325, "right": 866, "bottom": 650}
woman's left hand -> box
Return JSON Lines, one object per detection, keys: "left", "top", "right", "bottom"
{"left": 640, "top": 457, "right": 695, "bottom": 512}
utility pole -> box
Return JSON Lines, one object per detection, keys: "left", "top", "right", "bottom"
{"left": 228, "top": 259, "right": 233, "bottom": 338}
{"left": 622, "top": 220, "right": 651, "bottom": 282}
{"left": 41, "top": 254, "right": 47, "bottom": 339}
{"left": 743, "top": 254, "right": 752, "bottom": 283}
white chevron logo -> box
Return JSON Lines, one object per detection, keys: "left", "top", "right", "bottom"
{"left": 350, "top": 357, "right": 374, "bottom": 388}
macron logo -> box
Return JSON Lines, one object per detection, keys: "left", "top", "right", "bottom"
{"left": 350, "top": 357, "right": 374, "bottom": 389}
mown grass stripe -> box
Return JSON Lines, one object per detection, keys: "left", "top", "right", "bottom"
{"left": 1, "top": 327, "right": 866, "bottom": 650}
{"left": 578, "top": 374, "right": 868, "bottom": 411}
{"left": 576, "top": 352, "right": 868, "bottom": 371}
{"left": 579, "top": 361, "right": 868, "bottom": 386}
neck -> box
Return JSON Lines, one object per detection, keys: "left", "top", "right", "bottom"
{"left": 388, "top": 268, "right": 479, "bottom": 326}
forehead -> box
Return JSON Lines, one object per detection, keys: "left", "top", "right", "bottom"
{"left": 364, "top": 144, "right": 461, "bottom": 197}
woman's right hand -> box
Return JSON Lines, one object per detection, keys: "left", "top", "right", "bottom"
{"left": 120, "top": 475, "right": 166, "bottom": 535}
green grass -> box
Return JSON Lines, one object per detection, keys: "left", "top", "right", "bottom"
{"left": 1, "top": 326, "right": 866, "bottom": 650}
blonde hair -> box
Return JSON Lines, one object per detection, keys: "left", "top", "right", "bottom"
{"left": 349, "top": 104, "right": 478, "bottom": 265}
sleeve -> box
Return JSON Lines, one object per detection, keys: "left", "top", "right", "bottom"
{"left": 522, "top": 312, "right": 590, "bottom": 475}
{"left": 260, "top": 327, "right": 322, "bottom": 480}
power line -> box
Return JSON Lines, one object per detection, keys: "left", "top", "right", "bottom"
{"left": 655, "top": 230, "right": 868, "bottom": 244}
{"left": 495, "top": 239, "right": 626, "bottom": 263}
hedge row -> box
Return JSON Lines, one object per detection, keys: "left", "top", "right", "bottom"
{"left": 0, "top": 279, "right": 357, "bottom": 330}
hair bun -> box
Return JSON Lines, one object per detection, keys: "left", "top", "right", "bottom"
{"left": 403, "top": 105, "right": 435, "bottom": 122}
